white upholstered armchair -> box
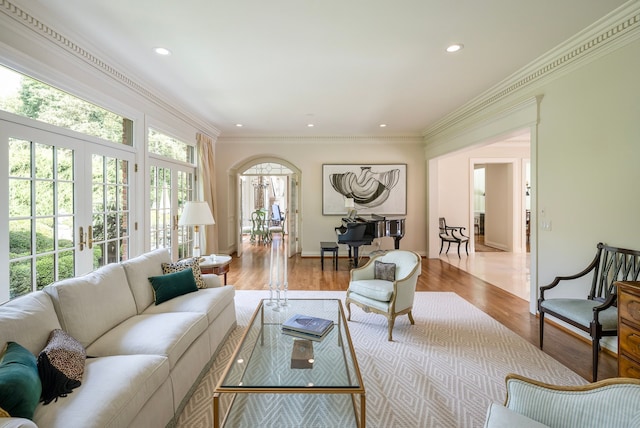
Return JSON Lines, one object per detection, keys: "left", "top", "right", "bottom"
{"left": 484, "top": 374, "right": 640, "bottom": 428}
{"left": 346, "top": 250, "right": 422, "bottom": 341}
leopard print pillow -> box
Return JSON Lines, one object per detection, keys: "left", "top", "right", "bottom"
{"left": 162, "top": 258, "right": 206, "bottom": 288}
{"left": 37, "top": 329, "right": 86, "bottom": 405}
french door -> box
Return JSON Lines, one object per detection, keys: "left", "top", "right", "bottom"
{"left": 0, "top": 115, "right": 135, "bottom": 302}
{"left": 148, "top": 156, "right": 195, "bottom": 260}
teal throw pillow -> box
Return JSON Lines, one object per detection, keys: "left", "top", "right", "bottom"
{"left": 0, "top": 342, "right": 42, "bottom": 419}
{"left": 149, "top": 267, "right": 198, "bottom": 305}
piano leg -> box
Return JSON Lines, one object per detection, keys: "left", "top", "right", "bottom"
{"left": 353, "top": 246, "right": 360, "bottom": 267}
{"left": 393, "top": 237, "right": 401, "bottom": 250}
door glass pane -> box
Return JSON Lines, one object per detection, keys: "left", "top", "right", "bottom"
{"left": 8, "top": 138, "right": 76, "bottom": 299}
{"left": 149, "top": 166, "right": 172, "bottom": 250}
{"left": 91, "top": 154, "right": 130, "bottom": 268}
{"left": 177, "top": 170, "right": 194, "bottom": 259}
{"left": 9, "top": 259, "right": 31, "bottom": 299}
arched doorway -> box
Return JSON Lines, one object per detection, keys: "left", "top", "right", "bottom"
{"left": 233, "top": 157, "right": 301, "bottom": 258}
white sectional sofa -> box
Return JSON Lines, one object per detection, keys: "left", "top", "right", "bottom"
{"left": 0, "top": 248, "right": 237, "bottom": 428}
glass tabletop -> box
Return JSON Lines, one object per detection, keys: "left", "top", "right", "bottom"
{"left": 217, "top": 298, "right": 363, "bottom": 391}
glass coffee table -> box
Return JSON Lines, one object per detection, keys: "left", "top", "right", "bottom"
{"left": 213, "top": 299, "right": 365, "bottom": 428}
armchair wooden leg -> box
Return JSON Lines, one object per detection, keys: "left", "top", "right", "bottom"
{"left": 388, "top": 317, "right": 395, "bottom": 341}
{"left": 592, "top": 339, "right": 600, "bottom": 382}
{"left": 407, "top": 311, "right": 415, "bottom": 325}
{"left": 539, "top": 311, "right": 544, "bottom": 349}
{"left": 346, "top": 301, "right": 352, "bottom": 321}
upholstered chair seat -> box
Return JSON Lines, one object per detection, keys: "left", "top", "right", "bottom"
{"left": 346, "top": 250, "right": 421, "bottom": 341}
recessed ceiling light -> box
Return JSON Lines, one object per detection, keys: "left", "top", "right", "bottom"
{"left": 379, "top": 124, "right": 387, "bottom": 128}
{"left": 446, "top": 44, "right": 464, "bottom": 53}
{"left": 235, "top": 123, "right": 243, "bottom": 127}
{"left": 154, "top": 47, "right": 171, "bottom": 56}
{"left": 307, "top": 123, "right": 314, "bottom": 127}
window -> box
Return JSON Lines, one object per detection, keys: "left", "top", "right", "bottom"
{"left": 148, "top": 128, "right": 193, "bottom": 163}
{"left": 0, "top": 65, "right": 132, "bottom": 145}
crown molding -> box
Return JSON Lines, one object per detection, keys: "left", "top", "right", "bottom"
{"left": 423, "top": 0, "right": 640, "bottom": 141}
{"left": 0, "top": 0, "right": 221, "bottom": 138}
{"left": 217, "top": 135, "right": 423, "bottom": 144}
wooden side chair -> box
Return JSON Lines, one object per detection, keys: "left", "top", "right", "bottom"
{"left": 438, "top": 217, "right": 469, "bottom": 257}
{"left": 538, "top": 243, "right": 640, "bottom": 381}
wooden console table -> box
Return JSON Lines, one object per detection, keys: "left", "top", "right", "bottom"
{"left": 200, "top": 255, "right": 232, "bottom": 285}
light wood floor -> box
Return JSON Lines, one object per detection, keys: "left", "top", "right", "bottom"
{"left": 225, "top": 239, "right": 616, "bottom": 382}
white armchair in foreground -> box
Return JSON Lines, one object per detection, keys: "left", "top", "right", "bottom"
{"left": 346, "top": 250, "right": 421, "bottom": 341}
{"left": 484, "top": 373, "right": 640, "bottom": 428}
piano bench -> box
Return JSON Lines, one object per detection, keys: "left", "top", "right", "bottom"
{"left": 320, "top": 241, "right": 339, "bottom": 271}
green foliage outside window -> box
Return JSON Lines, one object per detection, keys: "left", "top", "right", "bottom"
{"left": 0, "top": 65, "right": 131, "bottom": 145}
{"left": 9, "top": 229, "right": 75, "bottom": 299}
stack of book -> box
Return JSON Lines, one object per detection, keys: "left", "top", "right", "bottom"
{"left": 282, "top": 313, "right": 334, "bottom": 341}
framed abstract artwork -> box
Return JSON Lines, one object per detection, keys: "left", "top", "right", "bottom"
{"left": 322, "top": 164, "right": 407, "bottom": 215}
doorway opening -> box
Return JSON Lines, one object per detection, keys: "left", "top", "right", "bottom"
{"left": 235, "top": 159, "right": 300, "bottom": 259}
{"left": 433, "top": 131, "right": 531, "bottom": 301}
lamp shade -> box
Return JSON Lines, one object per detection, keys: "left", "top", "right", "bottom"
{"left": 344, "top": 198, "right": 355, "bottom": 208}
{"left": 178, "top": 201, "right": 215, "bottom": 226}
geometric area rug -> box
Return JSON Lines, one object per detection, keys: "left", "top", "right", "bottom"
{"left": 177, "top": 290, "right": 587, "bottom": 428}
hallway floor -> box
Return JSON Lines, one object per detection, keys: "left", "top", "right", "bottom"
{"left": 440, "top": 251, "right": 530, "bottom": 301}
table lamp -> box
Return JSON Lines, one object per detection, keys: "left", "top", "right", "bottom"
{"left": 178, "top": 201, "right": 215, "bottom": 257}
{"left": 345, "top": 197, "right": 356, "bottom": 219}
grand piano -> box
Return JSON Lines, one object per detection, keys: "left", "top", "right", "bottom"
{"left": 335, "top": 214, "right": 405, "bottom": 267}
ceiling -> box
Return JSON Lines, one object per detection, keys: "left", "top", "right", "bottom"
{"left": 22, "top": 0, "right": 628, "bottom": 137}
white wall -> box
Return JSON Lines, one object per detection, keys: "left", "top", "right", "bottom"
{"left": 215, "top": 137, "right": 426, "bottom": 257}
{"left": 425, "top": 17, "right": 640, "bottom": 335}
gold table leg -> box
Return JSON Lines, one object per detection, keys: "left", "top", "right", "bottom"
{"left": 213, "top": 393, "right": 220, "bottom": 428}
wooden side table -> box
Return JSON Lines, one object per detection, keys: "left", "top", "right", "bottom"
{"left": 200, "top": 255, "right": 232, "bottom": 285}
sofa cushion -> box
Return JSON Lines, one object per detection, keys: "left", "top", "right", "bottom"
{"left": 162, "top": 258, "right": 206, "bottom": 288}
{"left": 349, "top": 279, "right": 394, "bottom": 302}
{"left": 0, "top": 418, "right": 38, "bottom": 428}
{"left": 43, "top": 264, "right": 136, "bottom": 349}
{"left": 85, "top": 312, "right": 207, "bottom": 369}
{"left": 149, "top": 268, "right": 198, "bottom": 305}
{"left": 374, "top": 261, "right": 396, "bottom": 281}
{"left": 37, "top": 329, "right": 86, "bottom": 405}
{"left": 121, "top": 248, "right": 172, "bottom": 313}
{"left": 143, "top": 285, "right": 235, "bottom": 324}
{"left": 539, "top": 298, "right": 618, "bottom": 330}
{"left": 0, "top": 342, "right": 41, "bottom": 419}
{"left": 33, "top": 355, "right": 169, "bottom": 428}
{"left": 0, "top": 292, "right": 61, "bottom": 356}
{"left": 484, "top": 403, "right": 549, "bottom": 428}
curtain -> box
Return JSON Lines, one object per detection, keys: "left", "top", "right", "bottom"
{"left": 197, "top": 132, "right": 218, "bottom": 255}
